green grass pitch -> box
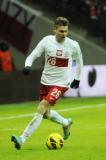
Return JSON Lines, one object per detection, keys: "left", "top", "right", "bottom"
{"left": 0, "top": 97, "right": 106, "bottom": 160}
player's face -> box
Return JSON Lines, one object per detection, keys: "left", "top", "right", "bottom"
{"left": 54, "top": 25, "right": 69, "bottom": 42}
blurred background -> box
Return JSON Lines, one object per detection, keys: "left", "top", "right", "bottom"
{"left": 0, "top": 0, "right": 106, "bottom": 104}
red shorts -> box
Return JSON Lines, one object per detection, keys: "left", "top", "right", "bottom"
{"left": 39, "top": 83, "right": 68, "bottom": 106}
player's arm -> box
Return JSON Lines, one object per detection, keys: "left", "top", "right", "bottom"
{"left": 23, "top": 38, "right": 45, "bottom": 75}
{"left": 70, "top": 42, "right": 83, "bottom": 89}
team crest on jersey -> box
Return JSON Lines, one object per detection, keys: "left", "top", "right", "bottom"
{"left": 56, "top": 50, "right": 62, "bottom": 56}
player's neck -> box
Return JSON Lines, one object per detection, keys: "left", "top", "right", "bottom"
{"left": 55, "top": 36, "right": 65, "bottom": 43}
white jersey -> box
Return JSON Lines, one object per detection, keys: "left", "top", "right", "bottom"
{"left": 25, "top": 35, "right": 83, "bottom": 88}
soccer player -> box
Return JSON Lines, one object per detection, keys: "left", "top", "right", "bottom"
{"left": 11, "top": 16, "right": 83, "bottom": 149}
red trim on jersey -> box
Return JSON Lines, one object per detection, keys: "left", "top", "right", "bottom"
{"left": 47, "top": 55, "right": 69, "bottom": 67}
{"left": 56, "top": 57, "right": 68, "bottom": 67}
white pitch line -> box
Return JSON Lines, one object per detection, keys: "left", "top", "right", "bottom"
{"left": 0, "top": 103, "right": 106, "bottom": 121}
{"left": 0, "top": 128, "right": 19, "bottom": 131}
{"left": 76, "top": 126, "right": 106, "bottom": 130}
{"left": 0, "top": 113, "right": 34, "bottom": 120}
{"left": 58, "top": 103, "right": 106, "bottom": 112}
{"left": 1, "top": 126, "right": 106, "bottom": 132}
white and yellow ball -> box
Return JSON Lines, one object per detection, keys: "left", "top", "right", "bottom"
{"left": 46, "top": 133, "right": 64, "bottom": 149}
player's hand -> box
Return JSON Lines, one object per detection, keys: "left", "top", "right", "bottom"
{"left": 70, "top": 79, "right": 80, "bottom": 89}
{"left": 22, "top": 66, "right": 31, "bottom": 75}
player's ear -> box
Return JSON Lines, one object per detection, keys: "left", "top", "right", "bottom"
{"left": 53, "top": 27, "right": 56, "bottom": 34}
{"left": 53, "top": 26, "right": 58, "bottom": 34}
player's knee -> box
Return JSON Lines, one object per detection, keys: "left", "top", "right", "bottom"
{"left": 43, "top": 110, "right": 50, "bottom": 119}
{"left": 37, "top": 99, "right": 50, "bottom": 115}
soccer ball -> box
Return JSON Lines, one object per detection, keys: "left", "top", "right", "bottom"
{"left": 46, "top": 133, "right": 64, "bottom": 149}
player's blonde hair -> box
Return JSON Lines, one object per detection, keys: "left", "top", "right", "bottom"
{"left": 54, "top": 17, "right": 70, "bottom": 28}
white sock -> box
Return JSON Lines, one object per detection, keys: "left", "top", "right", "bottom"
{"left": 20, "top": 113, "right": 43, "bottom": 143}
{"left": 48, "top": 110, "right": 69, "bottom": 126}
